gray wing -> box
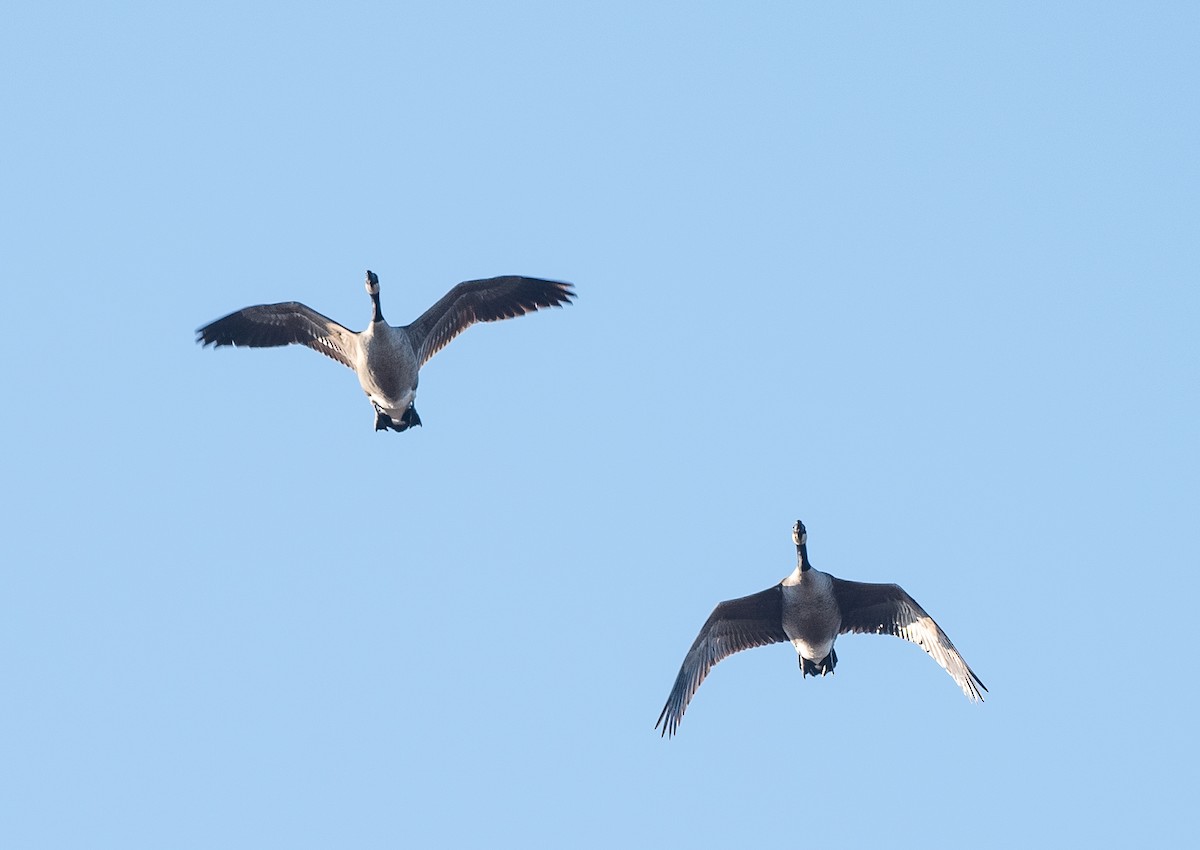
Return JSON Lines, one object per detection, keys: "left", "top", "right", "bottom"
{"left": 403, "top": 276, "right": 575, "bottom": 367}
{"left": 656, "top": 586, "right": 789, "bottom": 738}
{"left": 196, "top": 302, "right": 359, "bottom": 370}
{"left": 832, "top": 578, "right": 987, "bottom": 702}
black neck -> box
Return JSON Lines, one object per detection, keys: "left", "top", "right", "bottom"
{"left": 370, "top": 291, "right": 384, "bottom": 323}
{"left": 796, "top": 541, "right": 811, "bottom": 572}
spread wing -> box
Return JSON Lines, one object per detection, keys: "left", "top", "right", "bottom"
{"left": 656, "top": 586, "right": 789, "bottom": 737}
{"left": 196, "top": 302, "right": 359, "bottom": 369}
{"left": 832, "top": 578, "right": 987, "bottom": 702}
{"left": 403, "top": 276, "right": 575, "bottom": 367}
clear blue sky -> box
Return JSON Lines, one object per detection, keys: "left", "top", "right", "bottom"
{"left": 3, "top": 2, "right": 1197, "bottom": 846}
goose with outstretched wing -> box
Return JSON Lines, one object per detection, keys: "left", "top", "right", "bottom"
{"left": 197, "top": 270, "right": 574, "bottom": 432}
{"left": 656, "top": 520, "right": 986, "bottom": 737}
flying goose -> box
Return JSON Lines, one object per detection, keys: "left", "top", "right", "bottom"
{"left": 656, "top": 520, "right": 986, "bottom": 737}
{"left": 197, "top": 270, "right": 575, "bottom": 432}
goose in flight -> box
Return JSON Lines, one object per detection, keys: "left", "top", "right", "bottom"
{"left": 197, "top": 270, "right": 575, "bottom": 432}
{"left": 656, "top": 520, "right": 986, "bottom": 737}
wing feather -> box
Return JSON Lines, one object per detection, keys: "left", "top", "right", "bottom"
{"left": 196, "top": 302, "right": 359, "bottom": 370}
{"left": 656, "top": 586, "right": 789, "bottom": 737}
{"left": 832, "top": 578, "right": 987, "bottom": 702}
{"left": 404, "top": 277, "right": 575, "bottom": 367}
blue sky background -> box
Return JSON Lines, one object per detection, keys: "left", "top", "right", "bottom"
{"left": 3, "top": 2, "right": 1197, "bottom": 846}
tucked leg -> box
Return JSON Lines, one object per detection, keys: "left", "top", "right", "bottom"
{"left": 399, "top": 405, "right": 422, "bottom": 430}
{"left": 799, "top": 649, "right": 838, "bottom": 678}
{"left": 373, "top": 403, "right": 421, "bottom": 433}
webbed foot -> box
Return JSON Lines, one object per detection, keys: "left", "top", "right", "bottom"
{"left": 373, "top": 404, "right": 422, "bottom": 433}
{"left": 399, "top": 405, "right": 422, "bottom": 430}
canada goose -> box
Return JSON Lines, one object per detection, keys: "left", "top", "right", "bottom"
{"left": 197, "top": 270, "right": 575, "bottom": 431}
{"left": 656, "top": 520, "right": 986, "bottom": 737}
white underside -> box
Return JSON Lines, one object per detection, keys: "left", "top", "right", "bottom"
{"left": 366, "top": 387, "right": 416, "bottom": 420}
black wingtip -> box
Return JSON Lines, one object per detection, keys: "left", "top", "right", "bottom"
{"left": 195, "top": 325, "right": 220, "bottom": 348}
{"left": 531, "top": 278, "right": 576, "bottom": 310}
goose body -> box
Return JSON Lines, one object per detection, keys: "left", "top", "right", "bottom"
{"left": 656, "top": 520, "right": 986, "bottom": 737}
{"left": 354, "top": 317, "right": 419, "bottom": 427}
{"left": 197, "top": 271, "right": 575, "bottom": 432}
{"left": 780, "top": 567, "right": 840, "bottom": 667}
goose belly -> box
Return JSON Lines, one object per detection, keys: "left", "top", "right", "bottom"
{"left": 357, "top": 329, "right": 417, "bottom": 415}
{"left": 781, "top": 574, "right": 841, "bottom": 662}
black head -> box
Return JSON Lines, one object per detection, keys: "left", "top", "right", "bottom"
{"left": 365, "top": 270, "right": 384, "bottom": 322}
{"left": 793, "top": 520, "right": 810, "bottom": 570}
